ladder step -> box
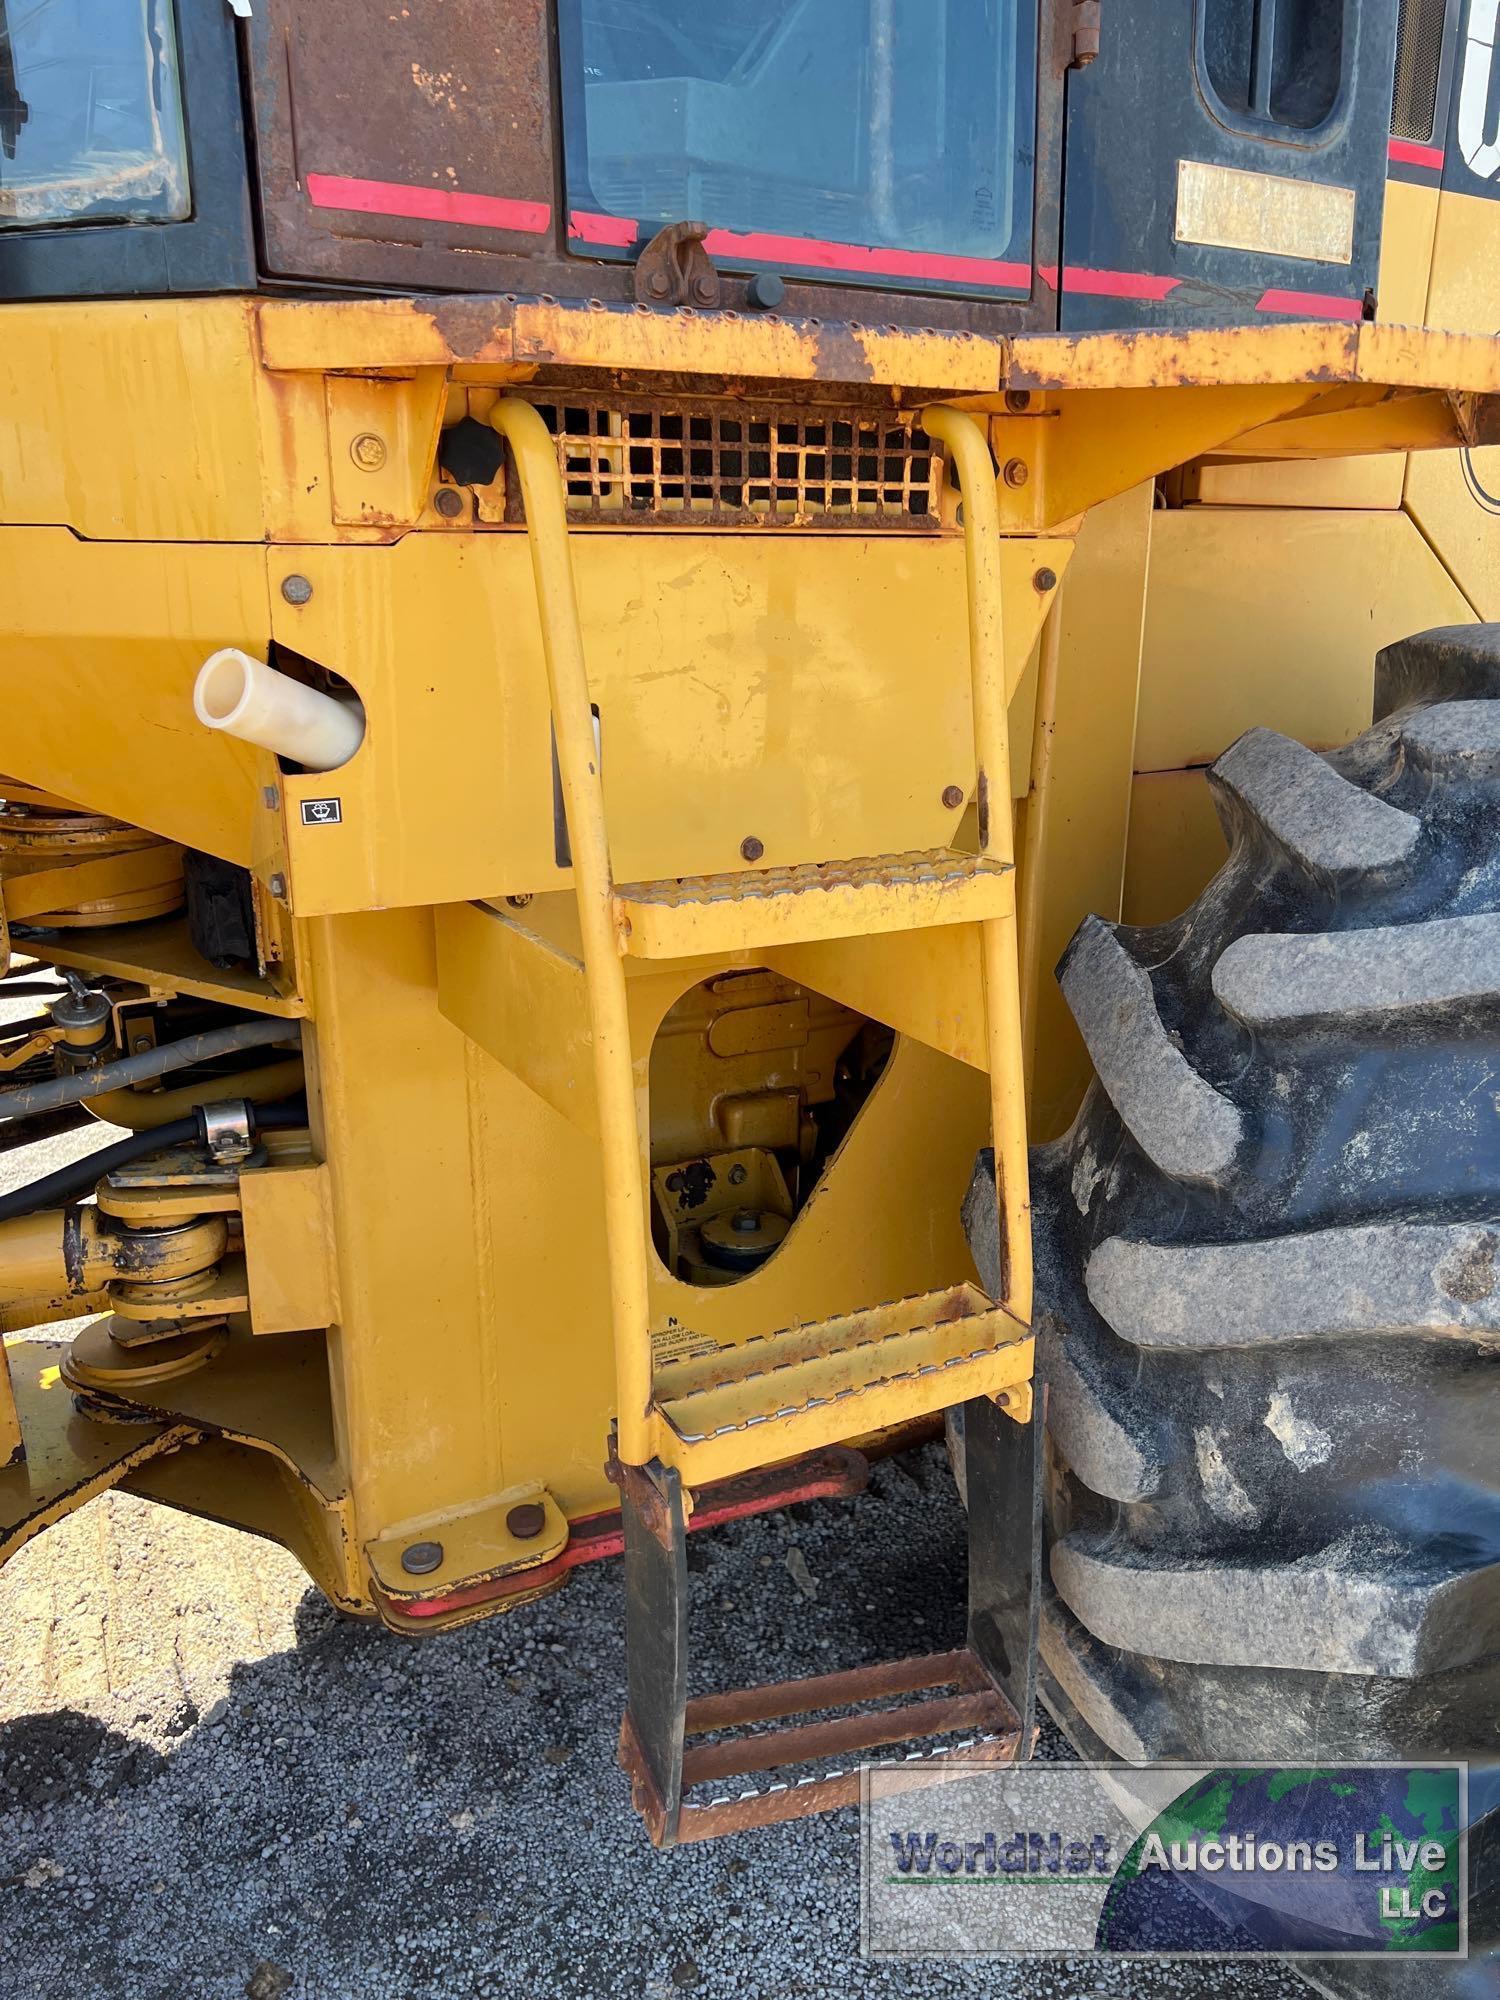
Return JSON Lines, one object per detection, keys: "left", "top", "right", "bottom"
{"left": 613, "top": 849, "right": 1012, "bottom": 958}
{"left": 650, "top": 1281, "right": 1032, "bottom": 1484}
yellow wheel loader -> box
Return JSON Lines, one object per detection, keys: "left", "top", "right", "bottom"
{"left": 0, "top": 0, "right": 1496, "bottom": 1952}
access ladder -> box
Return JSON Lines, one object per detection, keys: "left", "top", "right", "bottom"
{"left": 489, "top": 396, "right": 1040, "bottom": 1844}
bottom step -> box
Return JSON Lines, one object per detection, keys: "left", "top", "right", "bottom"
{"left": 619, "top": 1648, "right": 1026, "bottom": 1845}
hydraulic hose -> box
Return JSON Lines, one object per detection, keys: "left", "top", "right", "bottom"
{"left": 0, "top": 1098, "right": 308, "bottom": 1223}
{"left": 0, "top": 1019, "right": 301, "bottom": 1125}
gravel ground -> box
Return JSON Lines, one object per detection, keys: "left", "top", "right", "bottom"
{"left": 0, "top": 979, "right": 1309, "bottom": 1999}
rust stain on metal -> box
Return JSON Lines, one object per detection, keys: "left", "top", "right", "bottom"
{"left": 619, "top": 1647, "right": 1029, "bottom": 1846}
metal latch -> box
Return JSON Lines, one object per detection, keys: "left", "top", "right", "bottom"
{"left": 633, "top": 222, "right": 721, "bottom": 310}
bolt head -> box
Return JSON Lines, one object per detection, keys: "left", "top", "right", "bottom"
{"left": 941, "top": 784, "right": 965, "bottom": 810}
{"left": 506, "top": 1502, "right": 547, "bottom": 1541}
{"left": 746, "top": 271, "right": 786, "bottom": 311}
{"left": 691, "top": 274, "right": 717, "bottom": 305}
{"left": 1004, "top": 389, "right": 1032, "bottom": 413}
{"left": 731, "top": 1210, "right": 761, "bottom": 1234}
{"left": 280, "top": 574, "right": 313, "bottom": 606}
{"left": 268, "top": 873, "right": 287, "bottom": 900}
{"left": 350, "top": 432, "right": 388, "bottom": 472}
{"left": 433, "top": 485, "right": 464, "bottom": 519}
{"left": 1002, "top": 458, "right": 1029, "bottom": 489}
{"left": 1033, "top": 566, "right": 1059, "bottom": 593}
{"left": 646, "top": 270, "right": 672, "bottom": 298}
{"left": 740, "top": 835, "right": 765, "bottom": 863}
{"left": 727, "top": 1163, "right": 748, "bottom": 1186}
{"left": 400, "top": 1539, "right": 444, "bottom": 1576}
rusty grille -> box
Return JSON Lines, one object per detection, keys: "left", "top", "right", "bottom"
{"left": 510, "top": 398, "right": 945, "bottom": 527}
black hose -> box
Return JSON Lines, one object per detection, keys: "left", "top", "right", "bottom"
{"left": 0, "top": 1099, "right": 308, "bottom": 1223}
{"left": 0, "top": 1019, "right": 300, "bottom": 1125}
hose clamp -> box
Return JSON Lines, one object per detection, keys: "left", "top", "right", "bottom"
{"left": 199, "top": 1099, "right": 255, "bottom": 1166}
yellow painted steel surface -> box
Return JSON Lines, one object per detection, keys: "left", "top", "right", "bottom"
{"left": 2, "top": 256, "right": 1499, "bottom": 1621}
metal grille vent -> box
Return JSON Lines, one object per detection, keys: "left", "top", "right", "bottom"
{"left": 1391, "top": 0, "right": 1447, "bottom": 143}
{"left": 513, "top": 399, "right": 945, "bottom": 528}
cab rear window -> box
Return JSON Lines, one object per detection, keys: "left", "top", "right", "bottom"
{"left": 558, "top": 0, "right": 1035, "bottom": 297}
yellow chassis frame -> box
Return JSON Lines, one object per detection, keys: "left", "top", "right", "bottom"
{"left": 0, "top": 295, "right": 1497, "bottom": 1625}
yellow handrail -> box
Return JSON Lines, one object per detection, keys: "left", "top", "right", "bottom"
{"left": 488, "top": 398, "right": 655, "bottom": 1463}
{"left": 921, "top": 406, "right": 1032, "bottom": 1323}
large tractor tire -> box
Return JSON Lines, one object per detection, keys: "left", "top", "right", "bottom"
{"left": 964, "top": 626, "right": 1499, "bottom": 1884}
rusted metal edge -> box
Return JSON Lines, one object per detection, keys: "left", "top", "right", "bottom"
{"left": 254, "top": 297, "right": 1500, "bottom": 400}
{"left": 619, "top": 1647, "right": 1027, "bottom": 1846}
{"left": 254, "top": 295, "right": 1002, "bottom": 391}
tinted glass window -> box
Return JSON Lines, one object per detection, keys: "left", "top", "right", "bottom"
{"left": 560, "top": 0, "right": 1034, "bottom": 295}
{"left": 0, "top": 0, "right": 189, "bottom": 230}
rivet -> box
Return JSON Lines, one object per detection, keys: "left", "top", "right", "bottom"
{"left": 350, "top": 432, "right": 387, "bottom": 471}
{"left": 941, "top": 784, "right": 965, "bottom": 810}
{"left": 280, "top": 574, "right": 313, "bottom": 606}
{"left": 1002, "top": 458, "right": 1029, "bottom": 489}
{"left": 740, "top": 835, "right": 765, "bottom": 862}
{"left": 433, "top": 486, "right": 465, "bottom": 519}
{"left": 506, "top": 1502, "right": 547, "bottom": 1541}
{"left": 1033, "top": 566, "right": 1059, "bottom": 593}
{"left": 400, "top": 1540, "right": 444, "bottom": 1576}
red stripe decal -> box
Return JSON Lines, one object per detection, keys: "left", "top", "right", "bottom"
{"left": 306, "top": 171, "right": 550, "bottom": 235}
{"left": 569, "top": 208, "right": 638, "bottom": 247}
{"left": 1388, "top": 138, "right": 1445, "bottom": 170}
{"left": 1061, "top": 265, "right": 1180, "bottom": 300}
{"left": 698, "top": 224, "right": 1030, "bottom": 290}
{"left": 1255, "top": 287, "right": 1364, "bottom": 320}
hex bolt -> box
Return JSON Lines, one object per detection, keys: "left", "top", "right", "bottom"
{"left": 941, "top": 784, "right": 965, "bottom": 810}
{"left": 732, "top": 1210, "right": 762, "bottom": 1233}
{"left": 727, "top": 1163, "right": 748, "bottom": 1186}
{"left": 349, "top": 432, "right": 388, "bottom": 472}
{"left": 268, "top": 873, "right": 287, "bottom": 900}
{"left": 505, "top": 893, "right": 533, "bottom": 908}
{"left": 1002, "top": 458, "right": 1029, "bottom": 489}
{"left": 280, "top": 574, "right": 313, "bottom": 606}
{"left": 665, "top": 1170, "right": 685, "bottom": 1192}
{"left": 400, "top": 1539, "right": 444, "bottom": 1576}
{"left": 740, "top": 835, "right": 765, "bottom": 862}
{"left": 433, "top": 486, "right": 465, "bottom": 519}
{"left": 506, "top": 1502, "right": 547, "bottom": 1541}
{"left": 646, "top": 270, "right": 672, "bottom": 299}
{"left": 691, "top": 274, "right": 718, "bottom": 306}
{"left": 1033, "top": 566, "right": 1059, "bottom": 593}
{"left": 1004, "top": 389, "right": 1032, "bottom": 413}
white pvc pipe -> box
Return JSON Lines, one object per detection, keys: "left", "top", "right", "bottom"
{"left": 193, "top": 648, "right": 365, "bottom": 772}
